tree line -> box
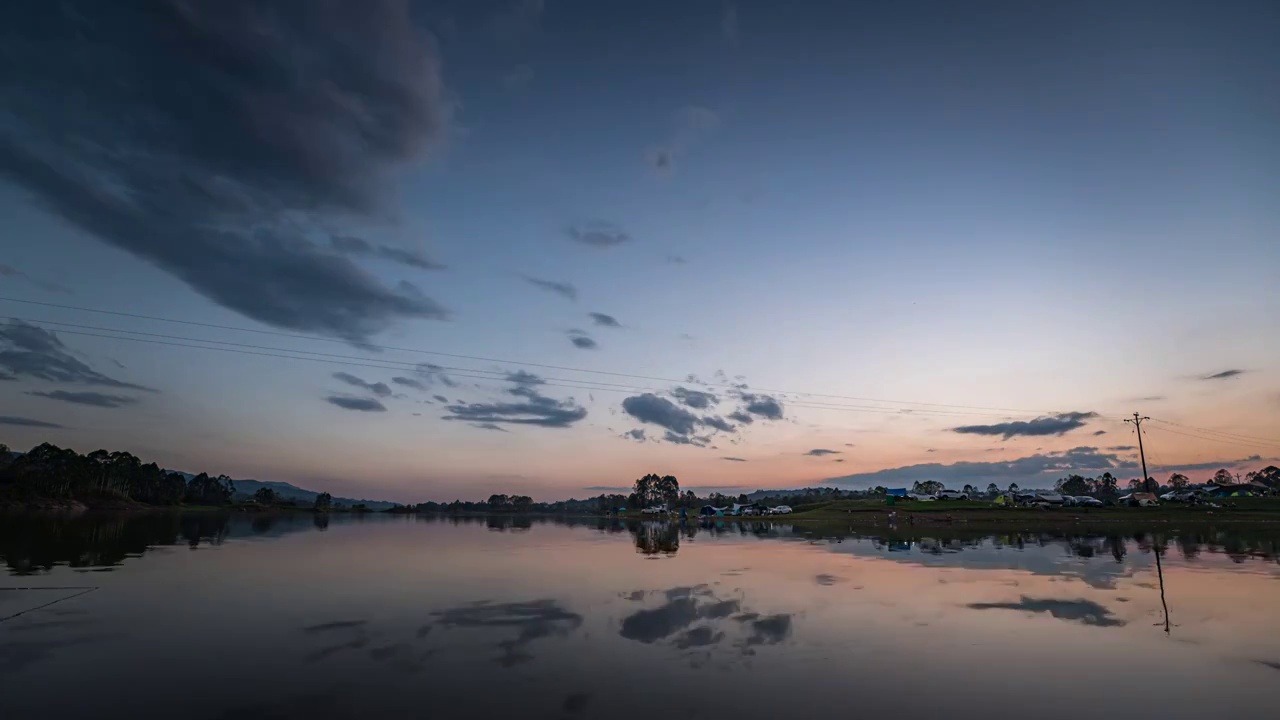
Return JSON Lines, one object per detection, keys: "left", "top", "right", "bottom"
{"left": 0, "top": 441, "right": 357, "bottom": 511}
{"left": 0, "top": 442, "right": 235, "bottom": 507}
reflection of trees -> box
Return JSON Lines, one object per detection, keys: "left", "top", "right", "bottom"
{"left": 630, "top": 521, "right": 679, "bottom": 556}
{"left": 0, "top": 513, "right": 229, "bottom": 574}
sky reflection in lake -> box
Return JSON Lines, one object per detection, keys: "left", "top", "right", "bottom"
{"left": 2, "top": 514, "right": 1279, "bottom": 719}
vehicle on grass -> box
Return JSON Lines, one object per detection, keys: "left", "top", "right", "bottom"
{"left": 768, "top": 505, "right": 793, "bottom": 515}
{"left": 935, "top": 490, "right": 970, "bottom": 501}
{"left": 641, "top": 505, "right": 667, "bottom": 515}
{"left": 1118, "top": 492, "right": 1159, "bottom": 507}
{"left": 907, "top": 493, "right": 936, "bottom": 501}
{"left": 1160, "top": 490, "right": 1205, "bottom": 503}
{"left": 1068, "top": 496, "right": 1104, "bottom": 508}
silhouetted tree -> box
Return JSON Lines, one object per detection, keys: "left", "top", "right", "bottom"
{"left": 1055, "top": 475, "right": 1091, "bottom": 497}
{"left": 314, "top": 492, "right": 332, "bottom": 511}
{"left": 912, "top": 480, "right": 943, "bottom": 495}
{"left": 1096, "top": 472, "right": 1119, "bottom": 498}
{"left": 253, "top": 487, "right": 277, "bottom": 505}
{"left": 1168, "top": 473, "right": 1189, "bottom": 490}
{"left": 1211, "top": 468, "right": 1235, "bottom": 486}
{"left": 986, "top": 483, "right": 999, "bottom": 497}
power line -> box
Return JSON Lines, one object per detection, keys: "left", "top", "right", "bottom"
{"left": 15, "top": 315, "right": 1054, "bottom": 420}
{"left": 1148, "top": 418, "right": 1280, "bottom": 447}
{"left": 0, "top": 296, "right": 1067, "bottom": 416}
{"left": 19, "top": 322, "right": 1049, "bottom": 420}
{"left": 1144, "top": 423, "right": 1280, "bottom": 453}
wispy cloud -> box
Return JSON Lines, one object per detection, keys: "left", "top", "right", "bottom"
{"left": 953, "top": 412, "right": 1098, "bottom": 439}
{"left": 326, "top": 396, "right": 387, "bottom": 412}
{"left": 0, "top": 320, "right": 154, "bottom": 391}
{"left": 805, "top": 449, "right": 840, "bottom": 457}
{"left": 567, "top": 329, "right": 597, "bottom": 350}
{"left": 721, "top": 456, "right": 747, "bottom": 462}
{"left": 392, "top": 376, "right": 426, "bottom": 391}
{"left": 0, "top": 263, "right": 69, "bottom": 294}
{"left": 0, "top": 415, "right": 63, "bottom": 428}
{"left": 588, "top": 312, "right": 621, "bottom": 328}
{"left": 442, "top": 373, "right": 586, "bottom": 429}
{"left": 26, "top": 390, "right": 139, "bottom": 408}
{"left": 330, "top": 235, "right": 446, "bottom": 271}
{"left": 332, "top": 372, "right": 392, "bottom": 397}
{"left": 671, "top": 387, "right": 719, "bottom": 410}
{"left": 565, "top": 221, "right": 631, "bottom": 248}
{"left": 523, "top": 276, "right": 577, "bottom": 301}
{"left": 1201, "top": 369, "right": 1246, "bottom": 381}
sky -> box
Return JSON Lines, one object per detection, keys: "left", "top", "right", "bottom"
{"left": 1, "top": 0, "right": 1277, "bottom": 502}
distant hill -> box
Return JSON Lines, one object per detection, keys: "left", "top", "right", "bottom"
{"left": 167, "top": 471, "right": 397, "bottom": 511}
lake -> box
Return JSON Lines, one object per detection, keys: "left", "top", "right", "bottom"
{"left": 2, "top": 513, "right": 1279, "bottom": 719}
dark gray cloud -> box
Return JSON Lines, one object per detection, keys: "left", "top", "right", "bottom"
{"left": 442, "top": 374, "right": 586, "bottom": 428}
{"left": 805, "top": 449, "right": 840, "bottom": 457}
{"left": 566, "top": 221, "right": 630, "bottom": 248}
{"left": 0, "top": 263, "right": 69, "bottom": 294}
{"left": 738, "top": 392, "right": 784, "bottom": 420}
{"left": 953, "top": 411, "right": 1098, "bottom": 439}
{"left": 415, "top": 364, "right": 457, "bottom": 388}
{"left": 1109, "top": 445, "right": 1136, "bottom": 451}
{"left": 472, "top": 422, "right": 508, "bottom": 432}
{"left": 0, "top": 415, "right": 63, "bottom": 428}
{"left": 721, "top": 456, "right": 747, "bottom": 462}
{"left": 391, "top": 376, "right": 426, "bottom": 391}
{"left": 671, "top": 386, "right": 719, "bottom": 409}
{"left": 432, "top": 394, "right": 450, "bottom": 404}
{"left": 1201, "top": 369, "right": 1246, "bottom": 381}
{"left": 506, "top": 370, "right": 545, "bottom": 386}
{"left": 567, "top": 331, "right": 597, "bottom": 350}
{"left": 699, "top": 415, "right": 735, "bottom": 432}
{"left": 0, "top": 1, "right": 451, "bottom": 342}
{"left": 663, "top": 431, "right": 712, "bottom": 447}
{"left": 727, "top": 410, "right": 753, "bottom": 425}
{"left": 826, "top": 446, "right": 1142, "bottom": 489}
{"left": 26, "top": 390, "right": 139, "bottom": 408}
{"left": 966, "top": 597, "right": 1124, "bottom": 627}
{"left": 326, "top": 396, "right": 387, "bottom": 412}
{"left": 622, "top": 428, "right": 647, "bottom": 442}
{"left": 587, "top": 312, "right": 621, "bottom": 328}
{"left": 622, "top": 394, "right": 699, "bottom": 436}
{"left": 665, "top": 255, "right": 686, "bottom": 264}
{"left": 0, "top": 320, "right": 153, "bottom": 390}
{"left": 330, "top": 235, "right": 446, "bottom": 271}
{"left": 522, "top": 276, "right": 577, "bottom": 301}
{"left": 332, "top": 372, "right": 392, "bottom": 397}
{"left": 1092, "top": 430, "right": 1108, "bottom": 436}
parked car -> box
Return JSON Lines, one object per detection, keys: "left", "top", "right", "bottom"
{"left": 1160, "top": 490, "right": 1203, "bottom": 503}
{"left": 641, "top": 505, "right": 666, "bottom": 515}
{"left": 907, "top": 493, "right": 936, "bottom": 502}
{"left": 1070, "top": 496, "right": 1104, "bottom": 507}
{"left": 935, "top": 490, "right": 970, "bottom": 501}
{"left": 768, "top": 505, "right": 793, "bottom": 515}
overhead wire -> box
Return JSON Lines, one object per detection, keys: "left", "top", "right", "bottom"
{"left": 9, "top": 319, "right": 1059, "bottom": 420}
{"left": 1148, "top": 417, "right": 1280, "bottom": 447}
{"left": 2, "top": 313, "right": 1089, "bottom": 420}
{"left": 0, "top": 296, "right": 1070, "bottom": 416}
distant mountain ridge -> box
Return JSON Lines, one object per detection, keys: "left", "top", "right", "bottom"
{"left": 166, "top": 471, "right": 397, "bottom": 511}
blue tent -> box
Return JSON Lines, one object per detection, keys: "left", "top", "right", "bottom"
{"left": 885, "top": 488, "right": 908, "bottom": 497}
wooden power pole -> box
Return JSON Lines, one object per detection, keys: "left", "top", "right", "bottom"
{"left": 1125, "top": 412, "right": 1153, "bottom": 493}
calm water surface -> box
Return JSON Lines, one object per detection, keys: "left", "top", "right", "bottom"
{"left": 2, "top": 514, "right": 1279, "bottom": 719}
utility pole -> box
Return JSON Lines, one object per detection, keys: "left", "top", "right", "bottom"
{"left": 1125, "top": 412, "right": 1153, "bottom": 493}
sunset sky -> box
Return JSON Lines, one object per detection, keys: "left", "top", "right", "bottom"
{"left": 1, "top": 0, "right": 1277, "bottom": 501}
